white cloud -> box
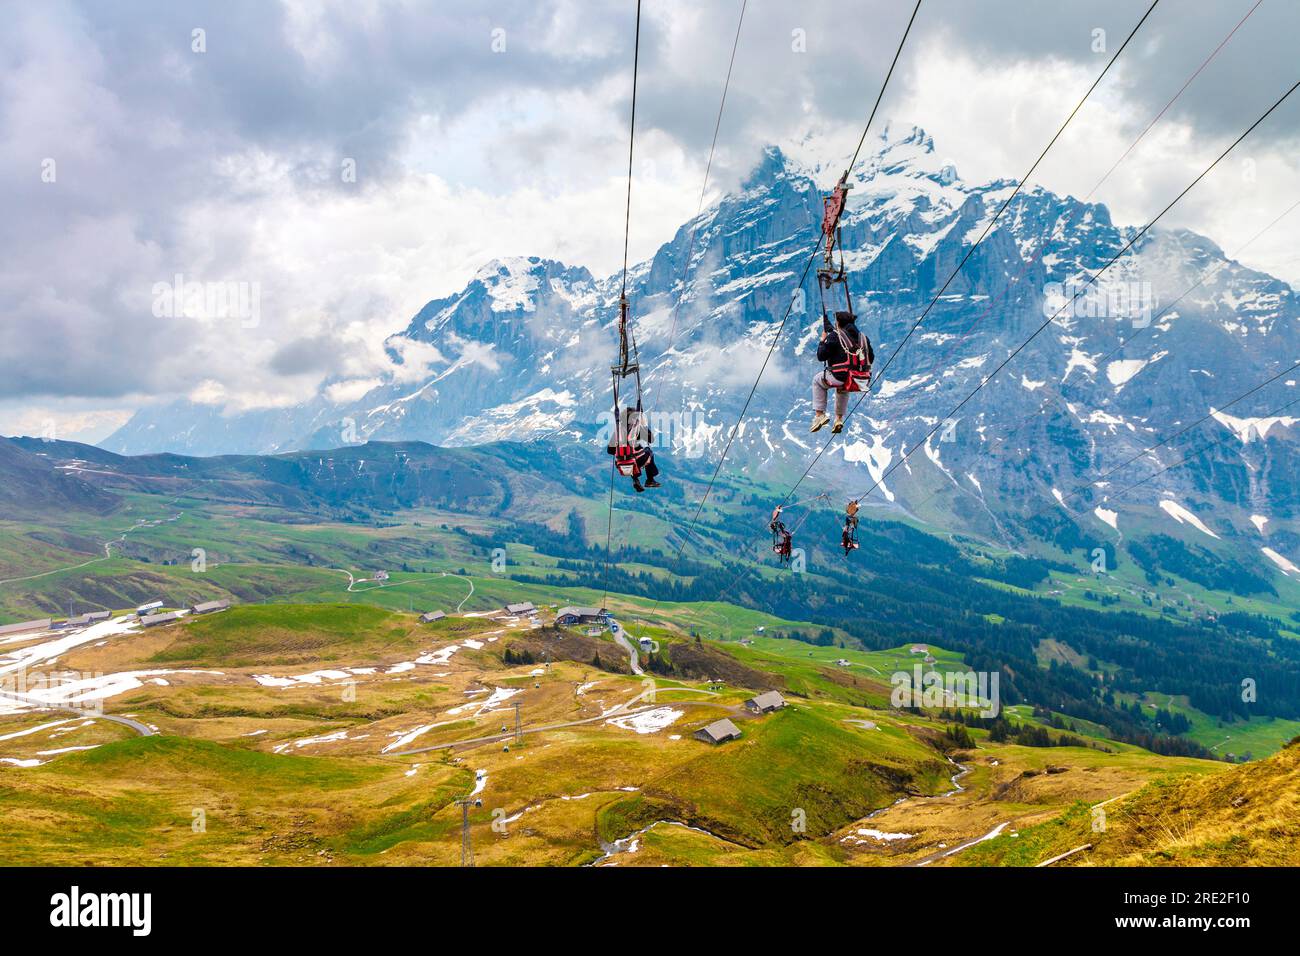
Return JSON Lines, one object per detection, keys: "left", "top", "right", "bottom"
{"left": 188, "top": 380, "right": 227, "bottom": 405}
{"left": 2, "top": 0, "right": 1298, "bottom": 430}
{"left": 324, "top": 378, "right": 384, "bottom": 404}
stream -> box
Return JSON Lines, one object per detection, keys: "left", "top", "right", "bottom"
{"left": 591, "top": 820, "right": 730, "bottom": 866}
{"left": 593, "top": 757, "right": 976, "bottom": 866}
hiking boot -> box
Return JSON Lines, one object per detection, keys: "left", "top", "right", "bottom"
{"left": 810, "top": 411, "right": 831, "bottom": 432}
{"left": 831, "top": 418, "right": 845, "bottom": 434}
{"left": 644, "top": 478, "right": 661, "bottom": 488}
{"left": 632, "top": 478, "right": 645, "bottom": 493}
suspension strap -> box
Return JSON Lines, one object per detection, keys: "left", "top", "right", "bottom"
{"left": 818, "top": 173, "right": 854, "bottom": 321}
{"left": 821, "top": 172, "right": 850, "bottom": 250}
{"left": 613, "top": 293, "right": 643, "bottom": 404}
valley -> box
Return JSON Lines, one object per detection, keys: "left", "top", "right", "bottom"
{"left": 0, "top": 600, "right": 1232, "bottom": 867}
{"left": 1, "top": 436, "right": 1297, "bottom": 867}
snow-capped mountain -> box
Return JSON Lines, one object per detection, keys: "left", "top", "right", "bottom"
{"left": 105, "top": 124, "right": 1300, "bottom": 552}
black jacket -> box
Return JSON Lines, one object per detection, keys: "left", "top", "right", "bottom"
{"left": 817, "top": 322, "right": 872, "bottom": 368}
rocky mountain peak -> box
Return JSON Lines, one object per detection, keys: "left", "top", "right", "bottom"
{"left": 102, "top": 126, "right": 1300, "bottom": 558}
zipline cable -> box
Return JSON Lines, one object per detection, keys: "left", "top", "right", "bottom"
{"left": 849, "top": 75, "right": 1300, "bottom": 508}
{"left": 606, "top": 0, "right": 751, "bottom": 598}
{"left": 620, "top": 0, "right": 642, "bottom": 298}
{"left": 779, "top": 0, "right": 1163, "bottom": 508}
{"left": 602, "top": 0, "right": 644, "bottom": 610}
{"left": 1083, "top": 393, "right": 1300, "bottom": 511}
{"left": 647, "top": 0, "right": 749, "bottom": 387}
{"left": 831, "top": 194, "right": 1300, "bottom": 524}
{"left": 627, "top": 0, "right": 924, "bottom": 636}
{"left": 681, "top": 0, "right": 924, "bottom": 534}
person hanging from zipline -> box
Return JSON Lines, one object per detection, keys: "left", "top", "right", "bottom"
{"left": 607, "top": 406, "right": 661, "bottom": 493}
{"left": 842, "top": 499, "right": 860, "bottom": 555}
{"left": 809, "top": 171, "right": 873, "bottom": 435}
{"left": 769, "top": 505, "right": 794, "bottom": 566}
{"left": 811, "top": 310, "right": 873, "bottom": 434}
{"left": 608, "top": 293, "right": 663, "bottom": 493}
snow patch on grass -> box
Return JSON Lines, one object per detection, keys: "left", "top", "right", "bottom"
{"left": 1159, "top": 499, "right": 1219, "bottom": 539}
{"left": 605, "top": 707, "right": 684, "bottom": 735}
{"left": 1262, "top": 547, "right": 1298, "bottom": 576}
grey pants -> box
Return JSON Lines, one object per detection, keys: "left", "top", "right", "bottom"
{"left": 813, "top": 370, "right": 850, "bottom": 417}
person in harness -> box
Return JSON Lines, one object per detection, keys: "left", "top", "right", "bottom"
{"left": 811, "top": 310, "right": 873, "bottom": 434}
{"left": 606, "top": 407, "right": 661, "bottom": 494}
{"left": 842, "top": 499, "right": 860, "bottom": 555}
{"left": 769, "top": 505, "right": 793, "bottom": 565}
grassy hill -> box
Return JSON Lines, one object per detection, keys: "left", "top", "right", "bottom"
{"left": 0, "top": 437, "right": 120, "bottom": 519}
{"left": 148, "top": 603, "right": 435, "bottom": 668}
{"left": 1, "top": 588, "right": 1291, "bottom": 867}
{"left": 956, "top": 738, "right": 1300, "bottom": 867}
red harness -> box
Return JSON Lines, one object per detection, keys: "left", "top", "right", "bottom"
{"left": 614, "top": 444, "right": 641, "bottom": 477}
{"left": 773, "top": 533, "right": 792, "bottom": 559}
{"left": 829, "top": 329, "right": 872, "bottom": 392}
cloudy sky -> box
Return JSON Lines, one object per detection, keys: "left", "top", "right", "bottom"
{"left": 2, "top": 0, "right": 1297, "bottom": 443}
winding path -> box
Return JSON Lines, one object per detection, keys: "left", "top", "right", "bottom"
{"left": 0, "top": 505, "right": 185, "bottom": 587}
{"left": 326, "top": 566, "right": 475, "bottom": 610}
{"left": 612, "top": 630, "right": 643, "bottom": 675}
{"left": 0, "top": 693, "right": 156, "bottom": 738}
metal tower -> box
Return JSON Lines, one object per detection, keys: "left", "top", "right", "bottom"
{"left": 453, "top": 797, "right": 474, "bottom": 867}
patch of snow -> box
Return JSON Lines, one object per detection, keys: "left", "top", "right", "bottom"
{"left": 0, "top": 614, "right": 140, "bottom": 679}
{"left": 470, "top": 769, "right": 488, "bottom": 797}
{"left": 0, "top": 719, "right": 74, "bottom": 741}
{"left": 456, "top": 686, "right": 522, "bottom": 718}
{"left": 383, "top": 721, "right": 457, "bottom": 752}
{"left": 1, "top": 669, "right": 222, "bottom": 715}
{"left": 1159, "top": 499, "right": 1219, "bottom": 539}
{"left": 605, "top": 707, "right": 684, "bottom": 735}
{"left": 1063, "top": 347, "right": 1098, "bottom": 382}
{"left": 1210, "top": 407, "right": 1299, "bottom": 443}
{"left": 252, "top": 669, "right": 350, "bottom": 688}
{"left": 275, "top": 730, "right": 351, "bottom": 752}
{"left": 1262, "top": 548, "right": 1299, "bottom": 576}
{"left": 1106, "top": 357, "right": 1152, "bottom": 387}
{"left": 848, "top": 828, "right": 915, "bottom": 843}
{"left": 1094, "top": 507, "right": 1119, "bottom": 531}
{"left": 415, "top": 645, "right": 460, "bottom": 666}
{"left": 876, "top": 372, "right": 932, "bottom": 399}
{"left": 842, "top": 435, "right": 896, "bottom": 502}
